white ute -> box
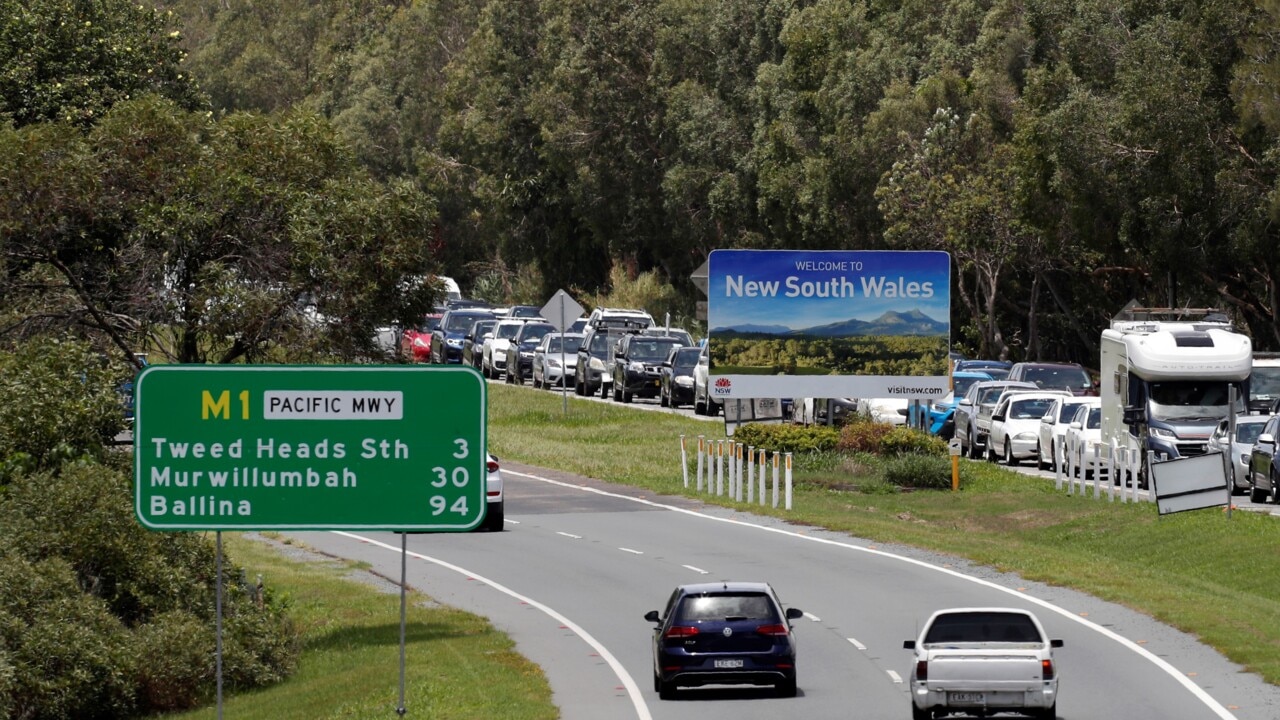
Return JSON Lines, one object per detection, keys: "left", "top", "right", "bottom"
{"left": 904, "top": 607, "right": 1063, "bottom": 720}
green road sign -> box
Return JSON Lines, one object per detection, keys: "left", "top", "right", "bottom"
{"left": 134, "top": 365, "right": 487, "bottom": 531}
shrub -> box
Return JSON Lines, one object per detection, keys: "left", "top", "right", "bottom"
{"left": 879, "top": 426, "right": 948, "bottom": 457}
{"left": 881, "top": 453, "right": 954, "bottom": 489}
{"left": 837, "top": 419, "right": 895, "bottom": 454}
{"left": 132, "top": 611, "right": 214, "bottom": 711}
{"left": 730, "top": 423, "right": 839, "bottom": 454}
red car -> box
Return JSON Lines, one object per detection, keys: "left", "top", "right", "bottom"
{"left": 402, "top": 313, "right": 443, "bottom": 362}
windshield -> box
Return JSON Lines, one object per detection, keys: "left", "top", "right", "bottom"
{"left": 471, "top": 321, "right": 495, "bottom": 337}
{"left": 954, "top": 376, "right": 985, "bottom": 398}
{"left": 923, "top": 611, "right": 1042, "bottom": 645}
{"left": 1008, "top": 398, "right": 1054, "bottom": 420}
{"left": 519, "top": 325, "right": 554, "bottom": 345}
{"left": 544, "top": 336, "right": 582, "bottom": 354}
{"left": 417, "top": 316, "right": 441, "bottom": 333}
{"left": 1236, "top": 422, "right": 1265, "bottom": 445}
{"left": 446, "top": 313, "right": 489, "bottom": 332}
{"left": 495, "top": 322, "right": 523, "bottom": 340}
{"left": 629, "top": 339, "right": 681, "bottom": 361}
{"left": 1148, "top": 380, "right": 1242, "bottom": 421}
{"left": 672, "top": 347, "right": 701, "bottom": 369}
{"left": 1253, "top": 366, "right": 1280, "bottom": 400}
{"left": 1023, "top": 365, "right": 1092, "bottom": 390}
{"left": 676, "top": 593, "right": 777, "bottom": 623}
{"left": 1059, "top": 401, "right": 1089, "bottom": 422}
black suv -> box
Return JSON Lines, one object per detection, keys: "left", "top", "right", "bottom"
{"left": 610, "top": 335, "right": 685, "bottom": 402}
{"left": 577, "top": 326, "right": 631, "bottom": 397}
{"left": 504, "top": 321, "right": 555, "bottom": 384}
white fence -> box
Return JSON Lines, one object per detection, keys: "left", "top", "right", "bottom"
{"left": 680, "top": 435, "right": 792, "bottom": 510}
{"left": 1053, "top": 433, "right": 1150, "bottom": 503}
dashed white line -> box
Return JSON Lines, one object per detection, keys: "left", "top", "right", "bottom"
{"left": 803, "top": 611, "right": 821, "bottom": 622}
{"left": 848, "top": 637, "right": 866, "bottom": 650}
{"left": 556, "top": 531, "right": 582, "bottom": 539}
{"left": 618, "top": 547, "right": 644, "bottom": 555}
{"left": 682, "top": 564, "right": 710, "bottom": 575}
{"left": 887, "top": 670, "right": 903, "bottom": 684}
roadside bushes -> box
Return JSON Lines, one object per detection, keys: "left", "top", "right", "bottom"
{"left": 731, "top": 423, "right": 839, "bottom": 454}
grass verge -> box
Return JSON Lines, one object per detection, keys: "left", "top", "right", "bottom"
{"left": 488, "top": 383, "right": 1280, "bottom": 686}
{"left": 152, "top": 533, "right": 555, "bottom": 720}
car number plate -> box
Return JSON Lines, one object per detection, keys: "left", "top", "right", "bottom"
{"left": 713, "top": 659, "right": 744, "bottom": 669}
{"left": 950, "top": 692, "right": 984, "bottom": 703}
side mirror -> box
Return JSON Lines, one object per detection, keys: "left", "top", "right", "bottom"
{"left": 1050, "top": 639, "right": 1064, "bottom": 648}
{"left": 785, "top": 607, "right": 804, "bottom": 620}
{"left": 644, "top": 610, "right": 661, "bottom": 623}
{"left": 1122, "top": 405, "right": 1146, "bottom": 425}
{"left": 1260, "top": 433, "right": 1275, "bottom": 446}
{"left": 1070, "top": 421, "right": 1083, "bottom": 430}
{"left": 992, "top": 413, "right": 1005, "bottom": 421}
{"left": 903, "top": 640, "right": 917, "bottom": 650}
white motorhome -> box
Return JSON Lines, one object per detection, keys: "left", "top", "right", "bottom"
{"left": 1100, "top": 306, "right": 1252, "bottom": 487}
{"left": 1250, "top": 352, "right": 1280, "bottom": 415}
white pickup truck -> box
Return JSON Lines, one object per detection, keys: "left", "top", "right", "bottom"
{"left": 904, "top": 607, "right": 1064, "bottom": 720}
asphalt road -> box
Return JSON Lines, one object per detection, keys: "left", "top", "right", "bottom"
{"left": 279, "top": 460, "right": 1280, "bottom": 720}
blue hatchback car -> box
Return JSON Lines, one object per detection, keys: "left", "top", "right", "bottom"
{"left": 928, "top": 370, "right": 995, "bottom": 438}
{"left": 645, "top": 581, "right": 804, "bottom": 699}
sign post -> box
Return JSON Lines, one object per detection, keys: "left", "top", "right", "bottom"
{"left": 541, "top": 289, "right": 586, "bottom": 415}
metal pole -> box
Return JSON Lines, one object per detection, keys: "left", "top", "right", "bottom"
{"left": 216, "top": 532, "right": 224, "bottom": 720}
{"left": 560, "top": 300, "right": 568, "bottom": 415}
{"left": 1227, "top": 386, "right": 1236, "bottom": 519}
{"left": 397, "top": 532, "right": 407, "bottom": 716}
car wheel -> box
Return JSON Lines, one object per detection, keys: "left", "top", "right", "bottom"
{"left": 911, "top": 702, "right": 931, "bottom": 720}
{"left": 1272, "top": 470, "right": 1280, "bottom": 504}
{"left": 775, "top": 677, "right": 797, "bottom": 698}
{"left": 659, "top": 387, "right": 669, "bottom": 407}
{"left": 658, "top": 677, "right": 677, "bottom": 700}
{"left": 621, "top": 386, "right": 632, "bottom": 403}
{"left": 1037, "top": 442, "right": 1049, "bottom": 470}
{"left": 483, "top": 502, "right": 504, "bottom": 532}
{"left": 600, "top": 381, "right": 609, "bottom": 400}
{"left": 1037, "top": 702, "right": 1057, "bottom": 719}
{"left": 1004, "top": 441, "right": 1017, "bottom": 466}
{"left": 966, "top": 433, "right": 980, "bottom": 460}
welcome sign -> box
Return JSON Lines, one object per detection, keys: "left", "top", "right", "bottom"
{"left": 707, "top": 249, "right": 951, "bottom": 400}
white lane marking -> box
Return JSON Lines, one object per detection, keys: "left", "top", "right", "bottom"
{"left": 682, "top": 564, "right": 710, "bottom": 575}
{"left": 848, "top": 637, "right": 866, "bottom": 651}
{"left": 557, "top": 531, "right": 582, "bottom": 539}
{"left": 504, "top": 468, "right": 1239, "bottom": 720}
{"left": 334, "top": 531, "right": 653, "bottom": 720}
{"left": 887, "top": 670, "right": 903, "bottom": 684}
{"left": 618, "top": 547, "right": 644, "bottom": 555}
{"left": 803, "top": 611, "right": 821, "bottom": 622}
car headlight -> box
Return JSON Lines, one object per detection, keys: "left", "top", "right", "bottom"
{"left": 413, "top": 337, "right": 428, "bottom": 348}
{"left": 1015, "top": 432, "right": 1037, "bottom": 441}
{"left": 676, "top": 376, "right": 694, "bottom": 387}
{"left": 931, "top": 402, "right": 948, "bottom": 413}
{"left": 520, "top": 350, "right": 534, "bottom": 359}
{"left": 1149, "top": 427, "right": 1176, "bottom": 439}
{"left": 589, "top": 358, "right": 604, "bottom": 370}
{"left": 547, "top": 358, "right": 561, "bottom": 368}
{"left": 1241, "top": 453, "right": 1250, "bottom": 466}
{"left": 446, "top": 338, "right": 462, "bottom": 348}
{"left": 628, "top": 361, "right": 645, "bottom": 372}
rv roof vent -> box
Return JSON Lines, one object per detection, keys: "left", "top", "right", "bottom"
{"left": 1172, "top": 332, "right": 1214, "bottom": 348}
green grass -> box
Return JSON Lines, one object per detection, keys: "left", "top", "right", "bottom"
{"left": 153, "top": 533, "right": 555, "bottom": 720}
{"left": 486, "top": 383, "right": 1280, "bottom": 686}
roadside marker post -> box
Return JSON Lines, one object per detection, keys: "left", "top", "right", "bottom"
{"left": 680, "top": 435, "right": 689, "bottom": 488}
{"left": 784, "top": 453, "right": 793, "bottom": 510}
{"left": 772, "top": 453, "right": 780, "bottom": 508}
{"left": 758, "top": 449, "right": 767, "bottom": 506}
{"left": 696, "top": 436, "right": 705, "bottom": 492}
{"left": 746, "top": 446, "right": 755, "bottom": 503}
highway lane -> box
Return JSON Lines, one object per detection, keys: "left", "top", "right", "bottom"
{"left": 282, "top": 461, "right": 1280, "bottom": 720}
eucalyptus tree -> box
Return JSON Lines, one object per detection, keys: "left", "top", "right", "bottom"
{"left": 0, "top": 97, "right": 440, "bottom": 366}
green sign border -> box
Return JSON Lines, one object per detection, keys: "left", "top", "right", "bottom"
{"left": 133, "top": 365, "right": 487, "bottom": 532}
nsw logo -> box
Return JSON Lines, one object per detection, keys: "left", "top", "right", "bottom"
{"left": 712, "top": 377, "right": 732, "bottom": 396}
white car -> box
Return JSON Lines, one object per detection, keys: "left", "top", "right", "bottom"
{"left": 692, "top": 343, "right": 722, "bottom": 416}
{"left": 480, "top": 453, "right": 504, "bottom": 532}
{"left": 986, "top": 392, "right": 1066, "bottom": 465}
{"left": 1037, "top": 397, "right": 1100, "bottom": 470}
{"left": 481, "top": 319, "right": 526, "bottom": 379}
{"left": 1064, "top": 402, "right": 1106, "bottom": 477}
{"left": 856, "top": 397, "right": 908, "bottom": 426}
{"left": 904, "top": 607, "right": 1063, "bottom": 720}
{"left": 1208, "top": 415, "right": 1270, "bottom": 495}
{"left": 531, "top": 332, "right": 583, "bottom": 389}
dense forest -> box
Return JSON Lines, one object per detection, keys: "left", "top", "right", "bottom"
{"left": 5, "top": 0, "right": 1280, "bottom": 367}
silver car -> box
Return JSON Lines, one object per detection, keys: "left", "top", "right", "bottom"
{"left": 1208, "top": 415, "right": 1269, "bottom": 495}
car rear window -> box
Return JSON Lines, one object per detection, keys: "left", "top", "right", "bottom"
{"left": 676, "top": 593, "right": 778, "bottom": 622}
{"left": 924, "top": 612, "right": 1042, "bottom": 644}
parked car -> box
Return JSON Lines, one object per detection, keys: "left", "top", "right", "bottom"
{"left": 1037, "top": 396, "right": 1100, "bottom": 470}
{"left": 693, "top": 343, "right": 723, "bottom": 416}
{"left": 431, "top": 308, "right": 497, "bottom": 364}
{"left": 531, "top": 332, "right": 584, "bottom": 389}
{"left": 641, "top": 326, "right": 695, "bottom": 347}
{"left": 611, "top": 335, "right": 686, "bottom": 402}
{"left": 644, "top": 581, "right": 804, "bottom": 699}
{"left": 794, "top": 397, "right": 859, "bottom": 425}
{"left": 986, "top": 392, "right": 1062, "bottom": 465}
{"left": 504, "top": 321, "right": 555, "bottom": 384}
{"left": 461, "top": 318, "right": 497, "bottom": 370}
{"left": 1247, "top": 413, "right": 1280, "bottom": 504}
{"left": 567, "top": 317, "right": 589, "bottom": 334}
{"left": 401, "top": 311, "right": 443, "bottom": 362}
{"left": 904, "top": 607, "right": 1062, "bottom": 720}
{"left": 482, "top": 319, "right": 527, "bottom": 379}
{"left": 955, "top": 381, "right": 1036, "bottom": 459}
{"left": 954, "top": 359, "right": 1012, "bottom": 381}
{"left": 856, "top": 397, "right": 909, "bottom": 426}
{"left": 1064, "top": 402, "right": 1106, "bottom": 477}
{"left": 927, "top": 370, "right": 995, "bottom": 438}
{"left": 659, "top": 345, "right": 702, "bottom": 408}
{"left": 1208, "top": 415, "right": 1270, "bottom": 495}
{"left": 1007, "top": 361, "right": 1097, "bottom": 396}
{"left": 576, "top": 326, "right": 634, "bottom": 397}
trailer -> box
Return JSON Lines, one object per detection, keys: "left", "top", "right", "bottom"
{"left": 1099, "top": 305, "right": 1252, "bottom": 487}
{"left": 1250, "top": 352, "right": 1280, "bottom": 415}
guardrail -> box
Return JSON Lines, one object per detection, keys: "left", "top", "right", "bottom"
{"left": 680, "top": 435, "right": 793, "bottom": 510}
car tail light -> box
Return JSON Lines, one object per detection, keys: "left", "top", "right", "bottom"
{"left": 756, "top": 623, "right": 789, "bottom": 637}
{"left": 916, "top": 660, "right": 928, "bottom": 681}
{"left": 664, "top": 626, "right": 699, "bottom": 639}
{"left": 486, "top": 458, "right": 499, "bottom": 473}
{"left": 1041, "top": 659, "right": 1055, "bottom": 681}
